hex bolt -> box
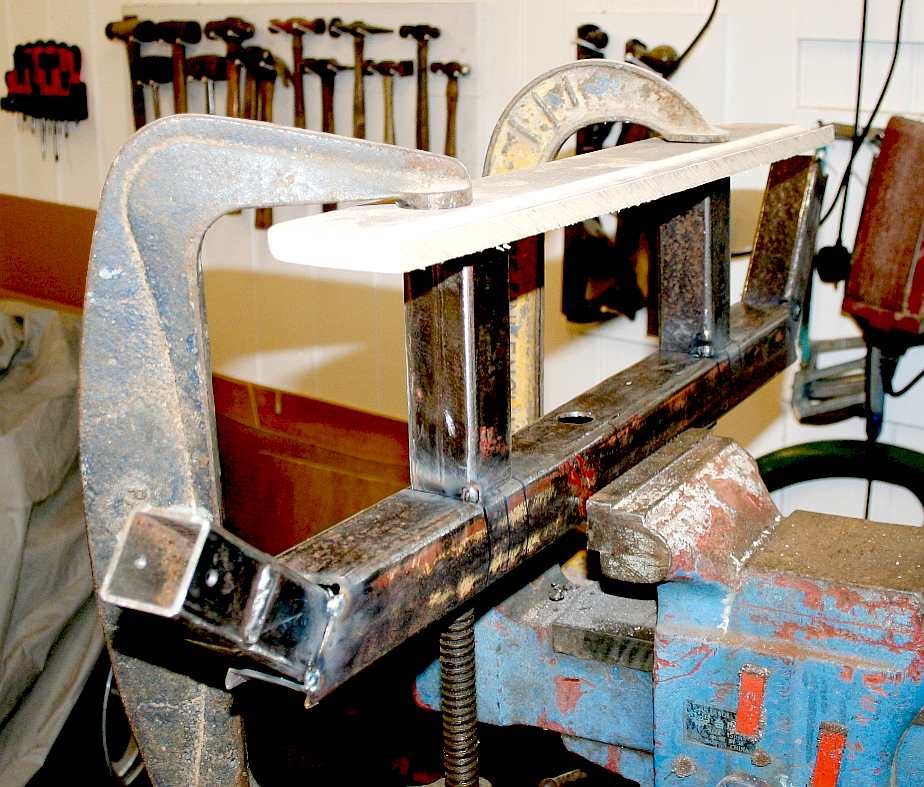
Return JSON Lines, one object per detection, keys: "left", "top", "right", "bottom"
{"left": 440, "top": 607, "right": 479, "bottom": 786}
{"left": 671, "top": 755, "right": 696, "bottom": 778}
{"left": 548, "top": 582, "right": 566, "bottom": 602}
{"left": 461, "top": 485, "right": 481, "bottom": 504}
{"left": 751, "top": 749, "right": 771, "bottom": 767}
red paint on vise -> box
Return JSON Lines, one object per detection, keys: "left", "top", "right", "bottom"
{"left": 862, "top": 673, "right": 891, "bottom": 697}
{"left": 554, "top": 676, "right": 588, "bottom": 714}
{"left": 735, "top": 668, "right": 767, "bottom": 738}
{"left": 536, "top": 710, "right": 576, "bottom": 736}
{"left": 656, "top": 644, "right": 716, "bottom": 685}
{"left": 811, "top": 723, "right": 847, "bottom": 787}
{"left": 606, "top": 744, "right": 621, "bottom": 772}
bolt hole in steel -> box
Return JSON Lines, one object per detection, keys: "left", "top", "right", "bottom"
{"left": 558, "top": 411, "right": 594, "bottom": 425}
{"left": 205, "top": 568, "right": 219, "bottom": 587}
{"left": 132, "top": 554, "right": 147, "bottom": 570}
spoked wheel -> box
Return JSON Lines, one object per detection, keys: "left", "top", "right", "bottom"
{"left": 102, "top": 668, "right": 148, "bottom": 785}
{"left": 757, "top": 439, "right": 924, "bottom": 523}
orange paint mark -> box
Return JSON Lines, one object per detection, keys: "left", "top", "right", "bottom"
{"left": 830, "top": 585, "right": 865, "bottom": 613}
{"left": 536, "top": 710, "right": 575, "bottom": 736}
{"left": 862, "top": 673, "right": 890, "bottom": 697}
{"left": 656, "top": 644, "right": 716, "bottom": 685}
{"left": 811, "top": 722, "right": 847, "bottom": 787}
{"left": 735, "top": 667, "right": 767, "bottom": 738}
{"left": 774, "top": 575, "right": 824, "bottom": 610}
{"left": 555, "top": 676, "right": 588, "bottom": 714}
{"left": 840, "top": 666, "right": 854, "bottom": 682}
{"left": 606, "top": 744, "right": 622, "bottom": 772}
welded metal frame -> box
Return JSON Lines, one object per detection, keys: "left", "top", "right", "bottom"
{"left": 95, "top": 155, "right": 824, "bottom": 704}
{"left": 80, "top": 68, "right": 825, "bottom": 785}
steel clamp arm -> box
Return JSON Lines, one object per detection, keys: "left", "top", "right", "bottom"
{"left": 80, "top": 114, "right": 470, "bottom": 786}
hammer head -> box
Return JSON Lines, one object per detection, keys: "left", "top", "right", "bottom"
{"left": 204, "top": 17, "right": 255, "bottom": 47}
{"left": 577, "top": 23, "right": 609, "bottom": 52}
{"left": 371, "top": 59, "right": 414, "bottom": 77}
{"left": 399, "top": 24, "right": 441, "bottom": 43}
{"left": 135, "top": 55, "right": 174, "bottom": 85}
{"left": 430, "top": 61, "right": 470, "bottom": 79}
{"left": 105, "top": 16, "right": 141, "bottom": 42}
{"left": 185, "top": 54, "right": 227, "bottom": 83}
{"left": 131, "top": 20, "right": 160, "bottom": 44}
{"left": 302, "top": 58, "right": 349, "bottom": 77}
{"left": 269, "top": 17, "right": 326, "bottom": 36}
{"left": 154, "top": 20, "right": 202, "bottom": 46}
{"left": 329, "top": 18, "right": 393, "bottom": 39}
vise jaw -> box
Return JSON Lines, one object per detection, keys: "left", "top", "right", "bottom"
{"left": 588, "top": 429, "right": 924, "bottom": 785}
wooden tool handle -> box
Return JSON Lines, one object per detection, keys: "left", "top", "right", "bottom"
{"left": 255, "top": 79, "right": 274, "bottom": 229}
{"left": 170, "top": 42, "right": 188, "bottom": 113}
{"left": 291, "top": 36, "right": 306, "bottom": 128}
{"left": 382, "top": 75, "right": 395, "bottom": 145}
{"left": 352, "top": 38, "right": 365, "bottom": 138}
{"left": 416, "top": 45, "right": 428, "bottom": 150}
{"left": 445, "top": 76, "right": 458, "bottom": 158}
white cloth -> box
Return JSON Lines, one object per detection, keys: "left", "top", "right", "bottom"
{"left": 0, "top": 301, "right": 102, "bottom": 786}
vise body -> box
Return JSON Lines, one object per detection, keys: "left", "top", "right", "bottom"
{"left": 415, "top": 429, "right": 924, "bottom": 785}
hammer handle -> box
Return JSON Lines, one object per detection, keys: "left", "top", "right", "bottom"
{"left": 242, "top": 70, "right": 257, "bottom": 120}
{"left": 125, "top": 38, "right": 147, "bottom": 129}
{"left": 352, "top": 38, "right": 365, "bottom": 138}
{"left": 226, "top": 59, "right": 241, "bottom": 117}
{"left": 320, "top": 72, "right": 338, "bottom": 211}
{"left": 255, "top": 79, "right": 274, "bottom": 228}
{"left": 382, "top": 75, "right": 395, "bottom": 145}
{"left": 291, "top": 36, "right": 306, "bottom": 128}
{"left": 416, "top": 42, "right": 429, "bottom": 150}
{"left": 445, "top": 75, "right": 458, "bottom": 158}
{"left": 170, "top": 42, "right": 188, "bottom": 113}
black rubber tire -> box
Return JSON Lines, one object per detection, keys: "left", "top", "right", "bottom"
{"left": 757, "top": 439, "right": 924, "bottom": 507}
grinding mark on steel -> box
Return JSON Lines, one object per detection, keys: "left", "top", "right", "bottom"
{"left": 531, "top": 90, "right": 558, "bottom": 123}
{"left": 507, "top": 116, "right": 541, "bottom": 144}
{"left": 562, "top": 74, "right": 580, "bottom": 107}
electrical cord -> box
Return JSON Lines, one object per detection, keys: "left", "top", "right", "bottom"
{"left": 837, "top": 0, "right": 868, "bottom": 245}
{"left": 819, "top": 0, "right": 907, "bottom": 229}
{"left": 886, "top": 365, "right": 924, "bottom": 398}
{"left": 673, "top": 0, "right": 720, "bottom": 72}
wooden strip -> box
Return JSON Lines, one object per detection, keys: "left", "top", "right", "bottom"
{"left": 268, "top": 123, "right": 833, "bottom": 274}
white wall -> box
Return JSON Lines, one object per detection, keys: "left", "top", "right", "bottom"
{"left": 3, "top": 0, "right": 924, "bottom": 521}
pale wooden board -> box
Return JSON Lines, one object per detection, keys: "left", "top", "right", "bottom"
{"left": 268, "top": 123, "right": 833, "bottom": 274}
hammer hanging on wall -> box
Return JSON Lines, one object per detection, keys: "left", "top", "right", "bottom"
{"left": 430, "top": 61, "right": 469, "bottom": 158}
{"left": 185, "top": 55, "right": 226, "bottom": 114}
{"left": 399, "top": 24, "right": 440, "bottom": 150}
{"left": 134, "top": 20, "right": 201, "bottom": 114}
{"left": 370, "top": 60, "right": 413, "bottom": 145}
{"left": 134, "top": 55, "right": 173, "bottom": 120}
{"left": 204, "top": 17, "right": 255, "bottom": 118}
{"left": 268, "top": 17, "right": 325, "bottom": 129}
{"left": 239, "top": 47, "right": 291, "bottom": 229}
{"left": 328, "top": 18, "right": 392, "bottom": 139}
{"left": 104, "top": 16, "right": 147, "bottom": 130}
{"left": 302, "top": 57, "right": 349, "bottom": 211}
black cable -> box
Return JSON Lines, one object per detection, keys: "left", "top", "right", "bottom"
{"left": 673, "top": 0, "right": 719, "bottom": 71}
{"left": 819, "top": 0, "right": 907, "bottom": 228}
{"left": 886, "top": 365, "right": 924, "bottom": 398}
{"left": 838, "top": 0, "right": 868, "bottom": 245}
